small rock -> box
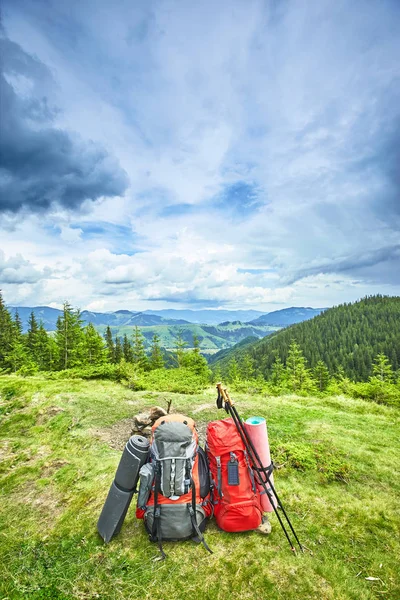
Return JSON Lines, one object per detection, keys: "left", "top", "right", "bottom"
{"left": 131, "top": 406, "right": 168, "bottom": 436}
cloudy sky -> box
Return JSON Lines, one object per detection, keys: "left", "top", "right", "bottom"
{"left": 0, "top": 0, "right": 399, "bottom": 312}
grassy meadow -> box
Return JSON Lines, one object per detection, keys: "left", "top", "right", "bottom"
{"left": 0, "top": 376, "right": 399, "bottom": 600}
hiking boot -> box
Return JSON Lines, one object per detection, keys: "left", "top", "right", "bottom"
{"left": 256, "top": 516, "right": 272, "bottom": 535}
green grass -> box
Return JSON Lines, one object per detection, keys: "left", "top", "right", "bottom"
{"left": 0, "top": 376, "right": 399, "bottom": 600}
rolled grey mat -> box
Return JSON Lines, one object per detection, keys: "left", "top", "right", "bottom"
{"left": 97, "top": 435, "right": 150, "bottom": 542}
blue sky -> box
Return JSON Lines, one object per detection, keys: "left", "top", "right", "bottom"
{"left": 0, "top": 0, "right": 399, "bottom": 311}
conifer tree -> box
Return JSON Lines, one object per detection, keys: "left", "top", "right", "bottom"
{"left": 13, "top": 310, "right": 23, "bottom": 340}
{"left": 372, "top": 353, "right": 393, "bottom": 382}
{"left": 132, "top": 326, "right": 148, "bottom": 370}
{"left": 47, "top": 336, "right": 59, "bottom": 371}
{"left": 115, "top": 336, "right": 123, "bottom": 363}
{"left": 313, "top": 360, "right": 330, "bottom": 392}
{"left": 270, "top": 355, "right": 286, "bottom": 388}
{"left": 35, "top": 323, "right": 51, "bottom": 370}
{"left": 174, "top": 333, "right": 187, "bottom": 368}
{"left": 5, "top": 341, "right": 30, "bottom": 373}
{"left": 228, "top": 357, "right": 240, "bottom": 383}
{"left": 84, "top": 323, "right": 105, "bottom": 365}
{"left": 27, "top": 311, "right": 39, "bottom": 352}
{"left": 55, "top": 302, "right": 84, "bottom": 369}
{"left": 0, "top": 291, "right": 14, "bottom": 368}
{"left": 186, "top": 334, "right": 209, "bottom": 377}
{"left": 286, "top": 340, "right": 310, "bottom": 392}
{"left": 6, "top": 310, "right": 26, "bottom": 372}
{"left": 149, "top": 334, "right": 164, "bottom": 370}
{"left": 105, "top": 326, "right": 115, "bottom": 363}
{"left": 123, "top": 334, "right": 133, "bottom": 362}
{"left": 240, "top": 353, "right": 255, "bottom": 380}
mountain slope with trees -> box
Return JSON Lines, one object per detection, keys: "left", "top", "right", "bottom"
{"left": 249, "top": 307, "right": 325, "bottom": 326}
{"left": 211, "top": 296, "right": 400, "bottom": 382}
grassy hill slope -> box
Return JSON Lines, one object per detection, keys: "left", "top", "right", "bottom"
{"left": 1, "top": 376, "right": 399, "bottom": 599}
{"left": 212, "top": 296, "right": 400, "bottom": 380}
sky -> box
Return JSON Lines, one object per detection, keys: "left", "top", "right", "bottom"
{"left": 0, "top": 0, "right": 399, "bottom": 313}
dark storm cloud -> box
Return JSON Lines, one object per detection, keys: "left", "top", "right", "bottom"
{"left": 0, "top": 34, "right": 129, "bottom": 214}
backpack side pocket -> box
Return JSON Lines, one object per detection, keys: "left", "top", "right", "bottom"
{"left": 137, "top": 462, "right": 154, "bottom": 509}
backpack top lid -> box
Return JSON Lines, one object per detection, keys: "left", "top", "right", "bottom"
{"left": 152, "top": 413, "right": 196, "bottom": 432}
{"left": 206, "top": 417, "right": 245, "bottom": 455}
{"left": 152, "top": 413, "right": 198, "bottom": 446}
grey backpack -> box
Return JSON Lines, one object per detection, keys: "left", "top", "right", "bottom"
{"left": 136, "top": 414, "right": 212, "bottom": 558}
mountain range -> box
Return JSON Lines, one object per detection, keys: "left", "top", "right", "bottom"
{"left": 9, "top": 306, "right": 325, "bottom": 331}
{"left": 8, "top": 305, "right": 327, "bottom": 351}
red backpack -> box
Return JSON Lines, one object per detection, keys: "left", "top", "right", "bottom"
{"left": 206, "top": 418, "right": 262, "bottom": 532}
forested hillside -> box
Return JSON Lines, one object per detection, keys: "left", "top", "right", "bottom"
{"left": 212, "top": 296, "right": 400, "bottom": 381}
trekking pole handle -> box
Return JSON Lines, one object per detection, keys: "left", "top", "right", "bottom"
{"left": 216, "top": 383, "right": 234, "bottom": 406}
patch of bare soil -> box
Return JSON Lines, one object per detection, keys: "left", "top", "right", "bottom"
{"left": 0, "top": 440, "right": 17, "bottom": 462}
{"left": 91, "top": 415, "right": 209, "bottom": 450}
{"left": 27, "top": 487, "right": 65, "bottom": 522}
{"left": 37, "top": 406, "right": 65, "bottom": 425}
{"left": 90, "top": 418, "right": 135, "bottom": 451}
{"left": 41, "top": 459, "right": 70, "bottom": 478}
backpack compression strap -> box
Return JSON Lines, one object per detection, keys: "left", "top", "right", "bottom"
{"left": 152, "top": 461, "right": 166, "bottom": 560}
{"left": 188, "top": 478, "right": 213, "bottom": 555}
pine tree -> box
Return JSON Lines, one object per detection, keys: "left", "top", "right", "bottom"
{"left": 240, "top": 353, "right": 255, "bottom": 380}
{"left": 0, "top": 291, "right": 14, "bottom": 368}
{"left": 105, "top": 326, "right": 115, "bottom": 363}
{"left": 132, "top": 326, "right": 148, "bottom": 370}
{"left": 5, "top": 342, "right": 30, "bottom": 373}
{"left": 115, "top": 336, "right": 123, "bottom": 363}
{"left": 228, "top": 357, "right": 240, "bottom": 383}
{"left": 55, "top": 302, "right": 85, "bottom": 369}
{"left": 270, "top": 355, "right": 286, "bottom": 388}
{"left": 35, "top": 323, "right": 51, "bottom": 370}
{"left": 372, "top": 353, "right": 393, "bottom": 383}
{"left": 123, "top": 334, "right": 133, "bottom": 362}
{"left": 286, "top": 340, "right": 310, "bottom": 392}
{"left": 13, "top": 310, "right": 23, "bottom": 340}
{"left": 313, "top": 360, "right": 330, "bottom": 392}
{"left": 193, "top": 334, "right": 200, "bottom": 354}
{"left": 185, "top": 339, "right": 210, "bottom": 378}
{"left": 47, "top": 336, "right": 59, "bottom": 371}
{"left": 8, "top": 310, "right": 25, "bottom": 371}
{"left": 84, "top": 323, "right": 105, "bottom": 365}
{"left": 174, "top": 333, "right": 187, "bottom": 368}
{"left": 149, "top": 334, "right": 164, "bottom": 370}
{"left": 27, "top": 311, "right": 39, "bottom": 352}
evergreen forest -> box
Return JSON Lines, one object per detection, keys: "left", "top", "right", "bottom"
{"left": 0, "top": 292, "right": 399, "bottom": 405}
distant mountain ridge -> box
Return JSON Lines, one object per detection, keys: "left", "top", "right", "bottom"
{"left": 8, "top": 305, "right": 327, "bottom": 331}
{"left": 143, "top": 309, "right": 265, "bottom": 324}
{"left": 8, "top": 306, "right": 190, "bottom": 331}
{"left": 249, "top": 307, "right": 326, "bottom": 326}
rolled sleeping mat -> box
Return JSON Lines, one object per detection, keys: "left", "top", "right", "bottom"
{"left": 244, "top": 417, "right": 277, "bottom": 512}
{"left": 97, "top": 435, "right": 150, "bottom": 542}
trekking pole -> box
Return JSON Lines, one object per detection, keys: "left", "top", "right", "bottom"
{"left": 216, "top": 383, "right": 303, "bottom": 553}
